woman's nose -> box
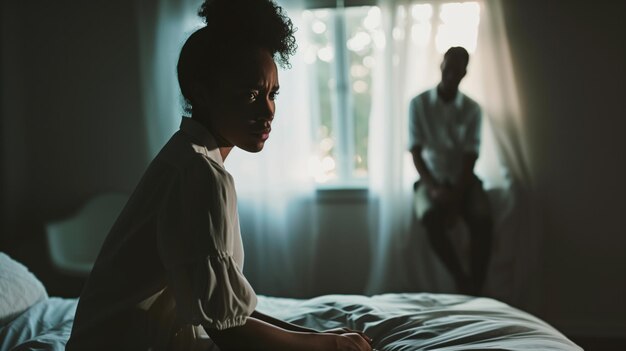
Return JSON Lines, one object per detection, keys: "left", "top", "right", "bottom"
{"left": 258, "top": 99, "right": 274, "bottom": 121}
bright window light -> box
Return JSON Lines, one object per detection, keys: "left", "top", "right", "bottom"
{"left": 303, "top": 5, "right": 380, "bottom": 186}
{"left": 302, "top": 2, "right": 481, "bottom": 186}
{"left": 436, "top": 2, "right": 480, "bottom": 53}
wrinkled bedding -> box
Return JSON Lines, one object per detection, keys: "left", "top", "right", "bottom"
{"left": 0, "top": 293, "right": 580, "bottom": 351}
{"left": 0, "top": 298, "right": 75, "bottom": 351}
{"left": 257, "top": 293, "right": 581, "bottom": 350}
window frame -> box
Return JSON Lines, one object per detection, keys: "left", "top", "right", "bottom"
{"left": 305, "top": 1, "right": 377, "bottom": 189}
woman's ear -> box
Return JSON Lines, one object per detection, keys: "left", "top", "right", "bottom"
{"left": 190, "top": 82, "right": 212, "bottom": 119}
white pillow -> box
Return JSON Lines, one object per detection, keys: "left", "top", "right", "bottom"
{"left": 0, "top": 252, "right": 48, "bottom": 325}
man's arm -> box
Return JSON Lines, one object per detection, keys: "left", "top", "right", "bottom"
{"left": 451, "top": 104, "right": 481, "bottom": 205}
{"left": 411, "top": 147, "right": 477, "bottom": 210}
{"left": 451, "top": 152, "right": 478, "bottom": 205}
{"left": 410, "top": 146, "right": 437, "bottom": 189}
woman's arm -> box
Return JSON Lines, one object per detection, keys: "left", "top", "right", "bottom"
{"left": 252, "top": 310, "right": 374, "bottom": 344}
{"left": 205, "top": 317, "right": 372, "bottom": 351}
{"left": 251, "top": 310, "right": 318, "bottom": 333}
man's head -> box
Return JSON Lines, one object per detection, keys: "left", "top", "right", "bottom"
{"left": 439, "top": 46, "right": 469, "bottom": 95}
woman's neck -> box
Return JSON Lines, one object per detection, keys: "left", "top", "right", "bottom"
{"left": 219, "top": 147, "right": 233, "bottom": 161}
{"left": 191, "top": 114, "right": 233, "bottom": 162}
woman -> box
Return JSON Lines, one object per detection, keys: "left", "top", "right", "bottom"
{"left": 66, "top": 0, "right": 373, "bottom": 350}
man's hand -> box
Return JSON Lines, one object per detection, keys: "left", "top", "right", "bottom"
{"left": 428, "top": 186, "right": 453, "bottom": 206}
{"left": 429, "top": 185, "right": 462, "bottom": 219}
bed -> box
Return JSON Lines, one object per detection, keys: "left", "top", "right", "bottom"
{"left": 0, "top": 252, "right": 581, "bottom": 350}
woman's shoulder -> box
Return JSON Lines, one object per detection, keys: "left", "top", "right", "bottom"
{"left": 155, "top": 131, "right": 225, "bottom": 174}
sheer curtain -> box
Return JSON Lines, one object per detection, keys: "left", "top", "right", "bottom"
{"left": 365, "top": 0, "right": 541, "bottom": 311}
{"left": 135, "top": 0, "right": 541, "bottom": 310}
{"left": 225, "top": 0, "right": 321, "bottom": 297}
{"left": 135, "top": 0, "right": 320, "bottom": 297}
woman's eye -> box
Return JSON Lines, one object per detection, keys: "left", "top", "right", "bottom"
{"left": 239, "top": 90, "right": 259, "bottom": 102}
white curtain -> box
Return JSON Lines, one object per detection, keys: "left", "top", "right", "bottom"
{"left": 135, "top": 0, "right": 541, "bottom": 311}
{"left": 135, "top": 0, "right": 320, "bottom": 297}
{"left": 365, "top": 0, "right": 541, "bottom": 312}
{"left": 226, "top": 0, "right": 321, "bottom": 297}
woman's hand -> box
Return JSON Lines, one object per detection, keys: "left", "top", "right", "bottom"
{"left": 324, "top": 328, "right": 373, "bottom": 345}
{"left": 333, "top": 332, "right": 373, "bottom": 351}
{"left": 208, "top": 318, "right": 376, "bottom": 351}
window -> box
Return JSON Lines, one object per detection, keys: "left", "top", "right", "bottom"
{"left": 303, "top": 5, "right": 381, "bottom": 186}
{"left": 301, "top": 1, "right": 481, "bottom": 187}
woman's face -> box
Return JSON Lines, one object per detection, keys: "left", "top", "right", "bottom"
{"left": 203, "top": 48, "right": 280, "bottom": 153}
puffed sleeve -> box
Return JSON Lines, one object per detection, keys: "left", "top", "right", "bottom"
{"left": 157, "top": 156, "right": 257, "bottom": 330}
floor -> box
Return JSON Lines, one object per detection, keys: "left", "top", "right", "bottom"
{"left": 570, "top": 336, "right": 626, "bottom": 351}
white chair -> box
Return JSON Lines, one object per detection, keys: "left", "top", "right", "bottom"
{"left": 45, "top": 193, "right": 128, "bottom": 276}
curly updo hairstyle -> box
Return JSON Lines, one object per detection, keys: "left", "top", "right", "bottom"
{"left": 177, "top": 0, "right": 297, "bottom": 115}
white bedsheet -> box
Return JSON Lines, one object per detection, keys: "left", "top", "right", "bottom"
{"left": 257, "top": 293, "right": 581, "bottom": 351}
{"left": 0, "top": 293, "right": 580, "bottom": 350}
{"left": 0, "top": 298, "right": 75, "bottom": 351}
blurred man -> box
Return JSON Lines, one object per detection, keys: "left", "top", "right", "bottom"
{"left": 408, "top": 47, "right": 492, "bottom": 295}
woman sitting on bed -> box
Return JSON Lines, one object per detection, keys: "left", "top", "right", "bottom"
{"left": 66, "top": 0, "right": 373, "bottom": 350}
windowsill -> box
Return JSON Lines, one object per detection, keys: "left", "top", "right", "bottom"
{"left": 315, "top": 185, "right": 369, "bottom": 202}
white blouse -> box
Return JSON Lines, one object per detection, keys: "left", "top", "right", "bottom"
{"left": 156, "top": 118, "right": 256, "bottom": 330}
{"left": 67, "top": 117, "right": 256, "bottom": 350}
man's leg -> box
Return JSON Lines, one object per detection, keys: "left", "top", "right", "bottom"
{"left": 461, "top": 176, "right": 493, "bottom": 295}
{"left": 415, "top": 183, "right": 468, "bottom": 291}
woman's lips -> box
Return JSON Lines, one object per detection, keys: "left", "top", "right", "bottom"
{"left": 252, "top": 129, "right": 271, "bottom": 141}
